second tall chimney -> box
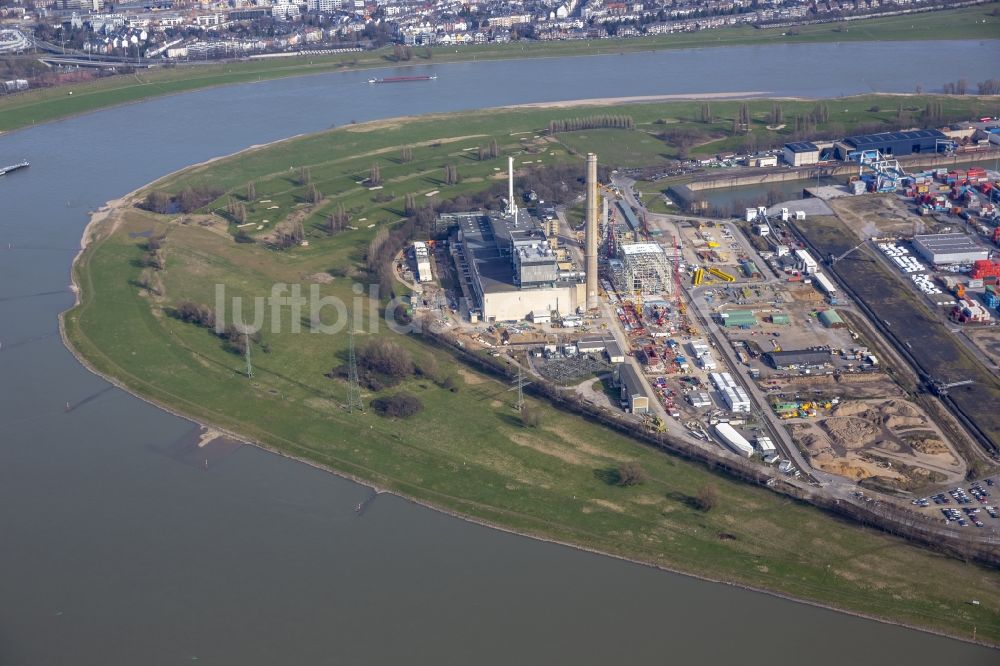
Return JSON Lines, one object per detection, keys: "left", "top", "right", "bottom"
{"left": 585, "top": 153, "right": 599, "bottom": 311}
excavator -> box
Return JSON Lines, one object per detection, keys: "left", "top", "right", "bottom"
{"left": 643, "top": 415, "right": 667, "bottom": 432}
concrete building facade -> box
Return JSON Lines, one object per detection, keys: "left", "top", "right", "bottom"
{"left": 782, "top": 142, "right": 819, "bottom": 166}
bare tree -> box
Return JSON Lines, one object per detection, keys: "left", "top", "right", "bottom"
{"left": 400, "top": 145, "right": 413, "bottom": 163}
{"left": 700, "top": 102, "right": 713, "bottom": 124}
{"left": 695, "top": 483, "right": 719, "bottom": 511}
{"left": 520, "top": 404, "right": 541, "bottom": 427}
{"left": 246, "top": 180, "right": 256, "bottom": 201}
{"left": 298, "top": 166, "right": 311, "bottom": 186}
{"left": 369, "top": 162, "right": 382, "bottom": 186}
{"left": 144, "top": 191, "right": 172, "bottom": 214}
{"left": 308, "top": 183, "right": 322, "bottom": 205}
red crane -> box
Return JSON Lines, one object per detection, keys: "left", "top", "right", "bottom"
{"left": 673, "top": 234, "right": 685, "bottom": 317}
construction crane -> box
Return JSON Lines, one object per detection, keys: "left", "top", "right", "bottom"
{"left": 929, "top": 378, "right": 974, "bottom": 397}
{"left": 672, "top": 234, "right": 685, "bottom": 317}
{"left": 851, "top": 149, "right": 906, "bottom": 193}
{"left": 828, "top": 239, "right": 869, "bottom": 265}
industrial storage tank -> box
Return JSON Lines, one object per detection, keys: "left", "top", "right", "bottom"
{"left": 714, "top": 423, "right": 754, "bottom": 457}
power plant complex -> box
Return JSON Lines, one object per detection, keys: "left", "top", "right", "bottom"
{"left": 434, "top": 151, "right": 680, "bottom": 322}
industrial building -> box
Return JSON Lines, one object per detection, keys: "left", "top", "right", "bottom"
{"left": 782, "top": 142, "right": 820, "bottom": 166}
{"left": 605, "top": 340, "right": 625, "bottom": 364}
{"left": 764, "top": 349, "right": 831, "bottom": 369}
{"left": 615, "top": 200, "right": 642, "bottom": 239}
{"left": 530, "top": 309, "right": 551, "bottom": 324}
{"left": 770, "top": 313, "right": 790, "bottom": 325}
{"left": 449, "top": 211, "right": 585, "bottom": 322}
{"left": 710, "top": 372, "right": 751, "bottom": 413}
{"left": 610, "top": 242, "right": 673, "bottom": 295}
{"left": 714, "top": 423, "right": 753, "bottom": 457}
{"left": 835, "top": 129, "right": 947, "bottom": 161}
{"left": 444, "top": 156, "right": 597, "bottom": 322}
{"left": 813, "top": 271, "right": 837, "bottom": 298}
{"left": 794, "top": 248, "right": 818, "bottom": 275}
{"left": 745, "top": 155, "right": 778, "bottom": 168}
{"left": 756, "top": 436, "right": 778, "bottom": 463}
{"left": 412, "top": 241, "right": 433, "bottom": 283}
{"left": 818, "top": 309, "right": 846, "bottom": 329}
{"left": 689, "top": 392, "right": 712, "bottom": 408}
{"left": 616, "top": 363, "right": 649, "bottom": 414}
{"left": 575, "top": 336, "right": 608, "bottom": 354}
{"left": 717, "top": 309, "right": 757, "bottom": 328}
{"left": 912, "top": 233, "right": 989, "bottom": 266}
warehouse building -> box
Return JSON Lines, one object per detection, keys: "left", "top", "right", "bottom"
{"left": 616, "top": 363, "right": 649, "bottom": 414}
{"left": 836, "top": 129, "right": 947, "bottom": 161}
{"left": 813, "top": 271, "right": 837, "bottom": 298}
{"left": 717, "top": 309, "right": 757, "bottom": 328}
{"left": 818, "top": 309, "right": 846, "bottom": 329}
{"left": 912, "top": 233, "right": 989, "bottom": 266}
{"left": 605, "top": 339, "right": 625, "bottom": 364}
{"left": 575, "top": 336, "right": 608, "bottom": 354}
{"left": 782, "top": 142, "right": 820, "bottom": 166}
{"left": 764, "top": 349, "right": 831, "bottom": 369}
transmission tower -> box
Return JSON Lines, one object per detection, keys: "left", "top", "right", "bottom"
{"left": 516, "top": 365, "right": 525, "bottom": 411}
{"left": 238, "top": 317, "right": 253, "bottom": 379}
{"left": 506, "top": 363, "right": 531, "bottom": 411}
{"left": 346, "top": 325, "right": 364, "bottom": 413}
{"left": 244, "top": 331, "right": 252, "bottom": 378}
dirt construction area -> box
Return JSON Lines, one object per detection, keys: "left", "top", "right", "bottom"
{"left": 828, "top": 193, "right": 943, "bottom": 239}
{"left": 789, "top": 398, "right": 966, "bottom": 492}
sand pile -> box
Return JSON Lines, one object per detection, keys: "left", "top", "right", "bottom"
{"left": 822, "top": 417, "right": 880, "bottom": 448}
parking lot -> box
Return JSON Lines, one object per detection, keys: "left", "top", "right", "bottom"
{"left": 912, "top": 477, "right": 999, "bottom": 528}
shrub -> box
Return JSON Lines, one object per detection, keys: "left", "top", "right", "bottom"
{"left": 371, "top": 391, "right": 424, "bottom": 418}
{"left": 171, "top": 300, "right": 216, "bottom": 328}
{"left": 615, "top": 462, "right": 647, "bottom": 487}
{"left": 694, "top": 484, "right": 719, "bottom": 511}
{"left": 358, "top": 338, "right": 413, "bottom": 381}
{"left": 520, "top": 404, "right": 541, "bottom": 427}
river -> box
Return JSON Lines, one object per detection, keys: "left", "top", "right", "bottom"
{"left": 1, "top": 40, "right": 998, "bottom": 664}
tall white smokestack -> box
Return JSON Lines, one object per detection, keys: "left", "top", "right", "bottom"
{"left": 585, "top": 153, "right": 599, "bottom": 311}
{"left": 508, "top": 156, "right": 515, "bottom": 218}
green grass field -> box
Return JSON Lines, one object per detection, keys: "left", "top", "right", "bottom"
{"left": 2, "top": 4, "right": 998, "bottom": 133}
{"left": 62, "top": 99, "right": 1000, "bottom": 643}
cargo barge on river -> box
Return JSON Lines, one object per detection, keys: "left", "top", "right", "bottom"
{"left": 0, "top": 161, "right": 29, "bottom": 176}
{"left": 368, "top": 75, "right": 437, "bottom": 84}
